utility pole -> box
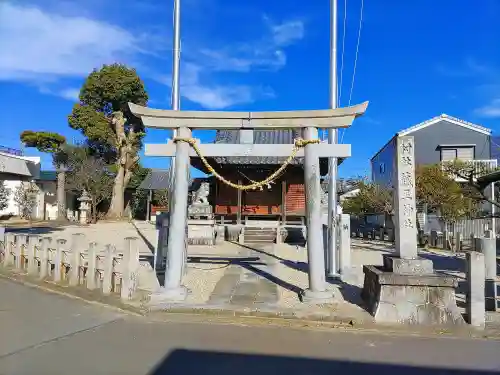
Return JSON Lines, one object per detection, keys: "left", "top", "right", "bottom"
{"left": 168, "top": 0, "right": 181, "bottom": 195}
{"left": 171, "top": 0, "right": 181, "bottom": 113}
{"left": 327, "top": 0, "right": 339, "bottom": 278}
{"left": 156, "top": 0, "right": 181, "bottom": 272}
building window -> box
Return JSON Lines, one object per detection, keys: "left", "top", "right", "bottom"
{"left": 441, "top": 147, "right": 474, "bottom": 161}
{"left": 379, "top": 163, "right": 385, "bottom": 174}
{"left": 441, "top": 148, "right": 457, "bottom": 162}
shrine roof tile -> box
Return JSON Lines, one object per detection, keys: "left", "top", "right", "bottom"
{"left": 212, "top": 130, "right": 304, "bottom": 165}
{"left": 138, "top": 169, "right": 171, "bottom": 190}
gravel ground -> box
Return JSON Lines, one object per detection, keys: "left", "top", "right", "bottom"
{"left": 270, "top": 242, "right": 389, "bottom": 320}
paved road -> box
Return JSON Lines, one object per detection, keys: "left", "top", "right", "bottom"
{"left": 1, "top": 279, "right": 500, "bottom": 375}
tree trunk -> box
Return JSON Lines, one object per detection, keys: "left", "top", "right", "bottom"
{"left": 107, "top": 111, "right": 139, "bottom": 219}
{"left": 56, "top": 170, "right": 67, "bottom": 221}
{"left": 91, "top": 199, "right": 97, "bottom": 224}
{"left": 107, "top": 164, "right": 125, "bottom": 218}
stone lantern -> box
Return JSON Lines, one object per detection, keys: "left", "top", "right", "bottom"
{"left": 77, "top": 190, "right": 92, "bottom": 224}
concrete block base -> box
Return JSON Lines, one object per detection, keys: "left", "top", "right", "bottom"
{"left": 137, "top": 261, "right": 161, "bottom": 292}
{"left": 187, "top": 221, "right": 215, "bottom": 246}
{"left": 146, "top": 286, "right": 189, "bottom": 308}
{"left": 300, "top": 288, "right": 336, "bottom": 304}
{"left": 225, "top": 225, "right": 242, "bottom": 242}
{"left": 383, "top": 255, "right": 434, "bottom": 276}
{"left": 361, "top": 265, "right": 465, "bottom": 325}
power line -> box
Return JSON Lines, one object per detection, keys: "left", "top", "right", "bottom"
{"left": 348, "top": 0, "right": 364, "bottom": 107}
{"left": 340, "top": 0, "right": 364, "bottom": 144}
{"left": 338, "top": 0, "right": 347, "bottom": 107}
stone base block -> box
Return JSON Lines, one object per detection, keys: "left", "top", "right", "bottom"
{"left": 300, "top": 288, "right": 336, "bottom": 304}
{"left": 146, "top": 286, "right": 189, "bottom": 309}
{"left": 188, "top": 204, "right": 213, "bottom": 219}
{"left": 361, "top": 265, "right": 465, "bottom": 325}
{"left": 188, "top": 223, "right": 215, "bottom": 246}
{"left": 383, "top": 255, "right": 434, "bottom": 275}
{"left": 225, "top": 225, "right": 242, "bottom": 242}
{"left": 187, "top": 238, "right": 215, "bottom": 245}
{"left": 137, "top": 261, "right": 161, "bottom": 292}
{"left": 214, "top": 225, "right": 225, "bottom": 244}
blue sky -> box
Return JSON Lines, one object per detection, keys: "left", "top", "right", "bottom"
{"left": 1, "top": 0, "right": 499, "bottom": 178}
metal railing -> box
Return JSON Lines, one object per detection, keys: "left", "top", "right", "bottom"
{"left": 441, "top": 159, "right": 498, "bottom": 181}
{"left": 0, "top": 145, "right": 23, "bottom": 156}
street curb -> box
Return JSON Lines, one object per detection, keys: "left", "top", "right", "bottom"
{"left": 0, "top": 272, "right": 144, "bottom": 317}
{"left": 2, "top": 271, "right": 499, "bottom": 340}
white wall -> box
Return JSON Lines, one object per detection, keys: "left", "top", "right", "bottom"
{"left": 0, "top": 180, "right": 22, "bottom": 217}
{"left": 0, "top": 179, "right": 71, "bottom": 220}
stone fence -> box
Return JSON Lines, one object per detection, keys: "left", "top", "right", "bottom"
{"left": 0, "top": 233, "right": 141, "bottom": 302}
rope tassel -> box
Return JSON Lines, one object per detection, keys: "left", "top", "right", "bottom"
{"left": 173, "top": 137, "right": 320, "bottom": 191}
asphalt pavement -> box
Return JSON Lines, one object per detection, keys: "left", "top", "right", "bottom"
{"left": 1, "top": 278, "right": 500, "bottom": 375}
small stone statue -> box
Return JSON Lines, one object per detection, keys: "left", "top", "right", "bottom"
{"left": 188, "top": 182, "right": 213, "bottom": 219}
{"left": 192, "top": 182, "right": 210, "bottom": 205}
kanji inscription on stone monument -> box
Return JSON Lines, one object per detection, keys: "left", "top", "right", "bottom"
{"left": 394, "top": 136, "right": 417, "bottom": 259}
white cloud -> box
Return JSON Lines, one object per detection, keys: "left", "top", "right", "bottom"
{"left": 155, "top": 63, "right": 275, "bottom": 109}
{"left": 436, "top": 58, "right": 494, "bottom": 78}
{"left": 0, "top": 2, "right": 304, "bottom": 109}
{"left": 37, "top": 86, "right": 80, "bottom": 101}
{"left": 474, "top": 99, "right": 500, "bottom": 118}
{"left": 0, "top": 2, "right": 142, "bottom": 82}
{"left": 57, "top": 88, "right": 80, "bottom": 101}
{"left": 266, "top": 17, "right": 304, "bottom": 46}
{"left": 197, "top": 17, "right": 305, "bottom": 73}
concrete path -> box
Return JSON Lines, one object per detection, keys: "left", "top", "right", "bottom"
{"left": 2, "top": 279, "right": 500, "bottom": 375}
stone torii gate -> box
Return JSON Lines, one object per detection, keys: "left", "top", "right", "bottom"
{"left": 129, "top": 102, "right": 368, "bottom": 305}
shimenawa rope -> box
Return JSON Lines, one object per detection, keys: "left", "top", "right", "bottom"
{"left": 173, "top": 137, "right": 320, "bottom": 191}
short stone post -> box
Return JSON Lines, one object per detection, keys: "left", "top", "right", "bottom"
{"left": 443, "top": 230, "right": 450, "bottom": 250}
{"left": 338, "top": 214, "right": 351, "bottom": 276}
{"left": 53, "top": 239, "right": 66, "bottom": 282}
{"left": 14, "top": 234, "right": 27, "bottom": 270}
{"left": 39, "top": 237, "right": 51, "bottom": 279}
{"left": 430, "top": 230, "right": 438, "bottom": 247}
{"left": 466, "top": 251, "right": 485, "bottom": 328}
{"left": 26, "top": 235, "right": 40, "bottom": 275}
{"left": 86, "top": 242, "right": 97, "bottom": 290}
{"left": 121, "top": 237, "right": 139, "bottom": 301}
{"left": 387, "top": 228, "right": 395, "bottom": 242}
{"left": 69, "top": 233, "right": 85, "bottom": 286}
{"left": 275, "top": 226, "right": 282, "bottom": 245}
{"left": 3, "top": 233, "right": 15, "bottom": 266}
{"left": 480, "top": 237, "right": 498, "bottom": 311}
{"left": 471, "top": 234, "right": 477, "bottom": 251}
{"left": 238, "top": 227, "right": 245, "bottom": 244}
{"left": 453, "top": 232, "right": 462, "bottom": 253}
{"left": 102, "top": 245, "right": 115, "bottom": 294}
{"left": 379, "top": 228, "right": 385, "bottom": 241}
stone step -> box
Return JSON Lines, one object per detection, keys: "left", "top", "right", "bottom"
{"left": 245, "top": 239, "right": 275, "bottom": 244}
{"left": 244, "top": 227, "right": 277, "bottom": 232}
{"left": 244, "top": 231, "right": 276, "bottom": 236}
{"left": 243, "top": 226, "right": 277, "bottom": 244}
{"left": 244, "top": 236, "right": 276, "bottom": 241}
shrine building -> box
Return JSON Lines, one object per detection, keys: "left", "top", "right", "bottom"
{"left": 190, "top": 129, "right": 345, "bottom": 227}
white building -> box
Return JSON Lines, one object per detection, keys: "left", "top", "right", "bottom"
{"left": 0, "top": 147, "right": 77, "bottom": 220}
